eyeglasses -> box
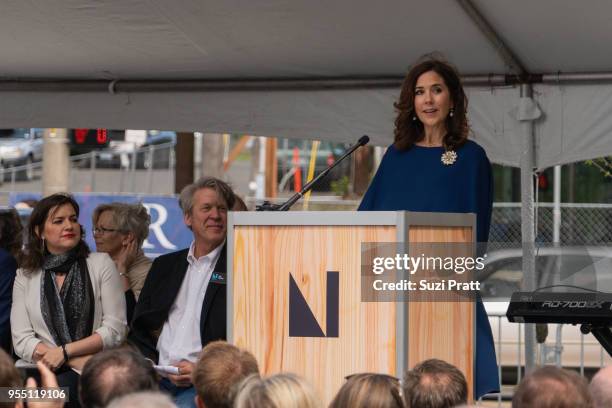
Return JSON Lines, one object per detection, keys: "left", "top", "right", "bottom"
{"left": 92, "top": 226, "right": 120, "bottom": 235}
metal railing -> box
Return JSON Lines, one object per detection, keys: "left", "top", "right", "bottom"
{"left": 0, "top": 142, "right": 176, "bottom": 196}
{"left": 490, "top": 203, "right": 612, "bottom": 247}
{"left": 484, "top": 309, "right": 612, "bottom": 406}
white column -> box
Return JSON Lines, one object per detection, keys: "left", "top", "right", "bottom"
{"left": 42, "top": 128, "right": 70, "bottom": 196}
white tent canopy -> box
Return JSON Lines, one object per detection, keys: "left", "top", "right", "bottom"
{"left": 2, "top": 0, "right": 611, "bottom": 375}
{"left": 1, "top": 0, "right": 612, "bottom": 168}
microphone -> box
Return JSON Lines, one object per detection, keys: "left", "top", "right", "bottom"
{"left": 257, "top": 135, "right": 370, "bottom": 211}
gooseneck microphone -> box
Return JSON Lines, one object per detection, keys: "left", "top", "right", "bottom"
{"left": 257, "top": 135, "right": 370, "bottom": 211}
{"left": 357, "top": 135, "right": 370, "bottom": 146}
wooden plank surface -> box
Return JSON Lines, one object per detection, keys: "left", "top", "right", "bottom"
{"left": 232, "top": 225, "right": 397, "bottom": 404}
{"left": 407, "top": 226, "right": 475, "bottom": 400}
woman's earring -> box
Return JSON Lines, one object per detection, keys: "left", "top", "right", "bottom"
{"left": 449, "top": 108, "right": 454, "bottom": 118}
{"left": 412, "top": 116, "right": 417, "bottom": 121}
{"left": 41, "top": 236, "right": 45, "bottom": 250}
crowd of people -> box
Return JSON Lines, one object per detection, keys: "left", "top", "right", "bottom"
{"left": 2, "top": 335, "right": 611, "bottom": 407}
{"left": 0, "top": 55, "right": 610, "bottom": 407}
{"left": 0, "top": 176, "right": 477, "bottom": 408}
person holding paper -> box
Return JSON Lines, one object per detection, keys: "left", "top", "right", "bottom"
{"left": 129, "top": 177, "right": 234, "bottom": 408}
{"left": 358, "top": 56, "right": 499, "bottom": 399}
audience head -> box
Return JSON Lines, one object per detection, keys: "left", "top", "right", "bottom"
{"left": 512, "top": 366, "right": 591, "bottom": 408}
{"left": 590, "top": 366, "right": 612, "bottom": 408}
{"left": 106, "top": 391, "right": 177, "bottom": 408}
{"left": 20, "top": 193, "right": 89, "bottom": 271}
{"left": 0, "top": 208, "right": 23, "bottom": 259}
{"left": 402, "top": 358, "right": 467, "bottom": 408}
{"left": 193, "top": 341, "right": 260, "bottom": 408}
{"left": 179, "top": 177, "right": 235, "bottom": 250}
{"left": 329, "top": 372, "right": 403, "bottom": 408}
{"left": 234, "top": 373, "right": 321, "bottom": 408}
{"left": 0, "top": 349, "right": 22, "bottom": 408}
{"left": 92, "top": 202, "right": 151, "bottom": 257}
{"left": 79, "top": 348, "right": 158, "bottom": 408}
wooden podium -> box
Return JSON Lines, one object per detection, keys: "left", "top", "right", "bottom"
{"left": 228, "top": 211, "right": 476, "bottom": 404}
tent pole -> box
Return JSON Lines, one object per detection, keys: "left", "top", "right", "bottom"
{"left": 4, "top": 72, "right": 612, "bottom": 92}
{"left": 520, "top": 83, "right": 537, "bottom": 374}
{"left": 455, "top": 0, "right": 527, "bottom": 76}
{"left": 553, "top": 166, "right": 562, "bottom": 243}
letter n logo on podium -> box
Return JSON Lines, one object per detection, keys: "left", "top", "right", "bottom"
{"left": 289, "top": 271, "right": 339, "bottom": 338}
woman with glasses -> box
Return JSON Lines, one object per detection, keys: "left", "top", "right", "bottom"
{"left": 0, "top": 208, "right": 22, "bottom": 353}
{"left": 92, "top": 202, "right": 152, "bottom": 323}
{"left": 329, "top": 373, "right": 404, "bottom": 408}
{"left": 11, "top": 193, "right": 126, "bottom": 408}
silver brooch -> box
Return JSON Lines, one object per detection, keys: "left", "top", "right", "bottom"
{"left": 441, "top": 150, "right": 457, "bottom": 165}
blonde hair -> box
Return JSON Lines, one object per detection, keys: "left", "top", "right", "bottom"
{"left": 234, "top": 373, "right": 321, "bottom": 408}
{"left": 330, "top": 373, "right": 404, "bottom": 408}
{"left": 92, "top": 202, "right": 151, "bottom": 246}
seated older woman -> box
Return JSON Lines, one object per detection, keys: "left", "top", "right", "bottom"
{"left": 11, "top": 193, "right": 126, "bottom": 408}
{"left": 92, "top": 202, "right": 152, "bottom": 322}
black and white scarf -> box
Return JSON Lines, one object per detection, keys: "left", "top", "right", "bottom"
{"left": 40, "top": 243, "right": 94, "bottom": 346}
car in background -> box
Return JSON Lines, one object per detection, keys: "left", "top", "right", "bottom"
{"left": 480, "top": 246, "right": 612, "bottom": 380}
{"left": 96, "top": 130, "right": 144, "bottom": 168}
{"left": 0, "top": 128, "right": 44, "bottom": 181}
{"left": 479, "top": 246, "right": 612, "bottom": 299}
{"left": 95, "top": 130, "right": 176, "bottom": 169}
{"left": 135, "top": 130, "right": 176, "bottom": 169}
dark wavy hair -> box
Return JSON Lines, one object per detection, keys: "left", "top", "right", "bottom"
{"left": 0, "top": 209, "right": 23, "bottom": 259}
{"left": 394, "top": 56, "right": 469, "bottom": 151}
{"left": 19, "top": 193, "right": 89, "bottom": 272}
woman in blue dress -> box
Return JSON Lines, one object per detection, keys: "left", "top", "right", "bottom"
{"left": 359, "top": 57, "right": 499, "bottom": 399}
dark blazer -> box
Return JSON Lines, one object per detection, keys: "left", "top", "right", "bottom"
{"left": 128, "top": 244, "right": 226, "bottom": 362}
{"left": 0, "top": 248, "right": 16, "bottom": 354}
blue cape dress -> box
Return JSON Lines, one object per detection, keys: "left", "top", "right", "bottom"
{"left": 358, "top": 140, "right": 500, "bottom": 399}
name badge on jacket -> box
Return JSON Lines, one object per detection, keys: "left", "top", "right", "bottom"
{"left": 211, "top": 272, "right": 226, "bottom": 284}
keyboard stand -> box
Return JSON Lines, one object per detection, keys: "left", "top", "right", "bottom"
{"left": 581, "top": 324, "right": 612, "bottom": 357}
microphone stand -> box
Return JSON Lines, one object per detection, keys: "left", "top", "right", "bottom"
{"left": 257, "top": 135, "right": 370, "bottom": 211}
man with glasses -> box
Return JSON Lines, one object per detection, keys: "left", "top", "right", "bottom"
{"left": 129, "top": 177, "right": 235, "bottom": 408}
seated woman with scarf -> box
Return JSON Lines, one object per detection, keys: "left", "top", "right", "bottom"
{"left": 11, "top": 193, "right": 127, "bottom": 408}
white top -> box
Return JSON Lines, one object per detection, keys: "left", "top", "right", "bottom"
{"left": 11, "top": 253, "right": 127, "bottom": 362}
{"left": 156, "top": 241, "right": 223, "bottom": 366}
